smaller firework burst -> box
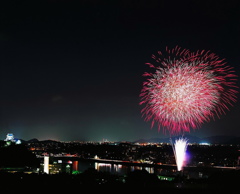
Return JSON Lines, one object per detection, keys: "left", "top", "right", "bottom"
{"left": 172, "top": 137, "right": 188, "bottom": 171}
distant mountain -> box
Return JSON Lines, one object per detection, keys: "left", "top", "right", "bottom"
{"left": 135, "top": 137, "right": 169, "bottom": 143}
{"left": 226, "top": 137, "right": 240, "bottom": 144}
{"left": 39, "top": 139, "right": 59, "bottom": 143}
{"left": 201, "top": 136, "right": 236, "bottom": 144}
{"left": 27, "top": 138, "right": 39, "bottom": 143}
{"left": 135, "top": 135, "right": 201, "bottom": 144}
{"left": 134, "top": 135, "right": 240, "bottom": 144}
{"left": 22, "top": 139, "right": 59, "bottom": 144}
{"left": 10, "top": 136, "right": 240, "bottom": 145}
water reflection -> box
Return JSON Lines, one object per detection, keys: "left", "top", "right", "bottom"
{"left": 77, "top": 161, "right": 208, "bottom": 179}
{"left": 94, "top": 162, "right": 156, "bottom": 175}
{"left": 95, "top": 163, "right": 125, "bottom": 175}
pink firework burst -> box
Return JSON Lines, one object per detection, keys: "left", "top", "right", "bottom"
{"left": 140, "top": 46, "right": 238, "bottom": 135}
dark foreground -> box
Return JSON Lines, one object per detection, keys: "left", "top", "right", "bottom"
{"left": 1, "top": 169, "right": 239, "bottom": 194}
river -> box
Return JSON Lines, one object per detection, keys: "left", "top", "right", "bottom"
{"left": 51, "top": 157, "right": 234, "bottom": 179}
{"left": 75, "top": 159, "right": 213, "bottom": 179}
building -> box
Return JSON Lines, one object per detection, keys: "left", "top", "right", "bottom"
{"left": 41, "top": 157, "right": 73, "bottom": 174}
{"left": 5, "top": 133, "right": 14, "bottom": 141}
{"left": 4, "top": 133, "right": 21, "bottom": 145}
{"left": 44, "top": 156, "right": 49, "bottom": 174}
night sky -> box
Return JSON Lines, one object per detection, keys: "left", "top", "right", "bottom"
{"left": 0, "top": 0, "right": 239, "bottom": 141}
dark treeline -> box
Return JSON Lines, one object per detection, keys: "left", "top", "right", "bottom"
{"left": 1, "top": 168, "right": 240, "bottom": 193}
{"left": 0, "top": 143, "right": 39, "bottom": 168}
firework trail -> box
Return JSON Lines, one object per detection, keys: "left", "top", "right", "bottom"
{"left": 140, "top": 46, "right": 238, "bottom": 135}
{"left": 172, "top": 137, "right": 188, "bottom": 171}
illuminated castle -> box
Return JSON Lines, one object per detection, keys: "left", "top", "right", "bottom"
{"left": 5, "top": 133, "right": 14, "bottom": 141}
{"left": 4, "top": 133, "right": 21, "bottom": 144}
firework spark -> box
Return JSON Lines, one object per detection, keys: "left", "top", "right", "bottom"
{"left": 140, "top": 46, "right": 238, "bottom": 135}
{"left": 172, "top": 137, "right": 188, "bottom": 171}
